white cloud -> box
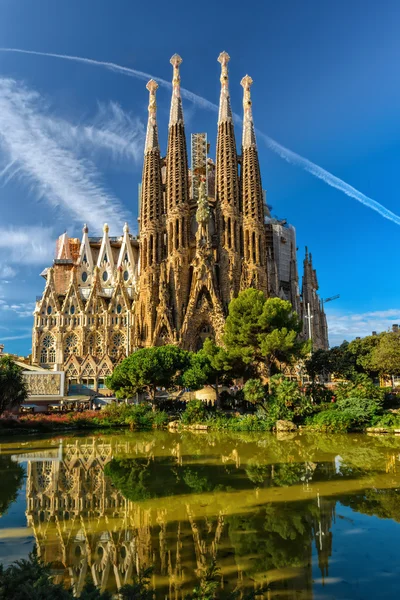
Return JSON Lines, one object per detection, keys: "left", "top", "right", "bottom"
{"left": 0, "top": 78, "right": 137, "bottom": 232}
{"left": 2, "top": 48, "right": 400, "bottom": 227}
{"left": 0, "top": 300, "right": 34, "bottom": 318}
{"left": 0, "top": 225, "right": 54, "bottom": 265}
{"left": 43, "top": 101, "right": 145, "bottom": 164}
{"left": 326, "top": 308, "right": 400, "bottom": 346}
{"left": 0, "top": 333, "right": 32, "bottom": 342}
{"left": 0, "top": 265, "right": 16, "bottom": 279}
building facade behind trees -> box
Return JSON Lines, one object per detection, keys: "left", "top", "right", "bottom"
{"left": 31, "top": 53, "right": 328, "bottom": 393}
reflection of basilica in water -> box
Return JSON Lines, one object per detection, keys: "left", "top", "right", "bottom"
{"left": 18, "top": 435, "right": 339, "bottom": 598}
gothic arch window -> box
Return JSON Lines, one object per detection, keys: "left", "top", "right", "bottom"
{"left": 157, "top": 326, "right": 169, "bottom": 346}
{"left": 36, "top": 461, "right": 53, "bottom": 492}
{"left": 64, "top": 333, "right": 79, "bottom": 360}
{"left": 40, "top": 334, "right": 56, "bottom": 365}
{"left": 196, "top": 287, "right": 213, "bottom": 310}
{"left": 87, "top": 332, "right": 103, "bottom": 357}
{"left": 195, "top": 323, "right": 215, "bottom": 351}
{"left": 110, "top": 333, "right": 126, "bottom": 358}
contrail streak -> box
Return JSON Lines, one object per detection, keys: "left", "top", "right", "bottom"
{"left": 1, "top": 46, "right": 400, "bottom": 226}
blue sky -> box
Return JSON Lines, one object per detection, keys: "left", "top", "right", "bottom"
{"left": 0, "top": 0, "right": 400, "bottom": 354}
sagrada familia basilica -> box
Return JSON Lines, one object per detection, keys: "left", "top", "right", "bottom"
{"left": 31, "top": 53, "right": 328, "bottom": 393}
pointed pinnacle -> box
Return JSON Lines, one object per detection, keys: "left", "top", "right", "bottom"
{"left": 146, "top": 79, "right": 158, "bottom": 94}
{"left": 170, "top": 53, "right": 183, "bottom": 68}
{"left": 218, "top": 51, "right": 230, "bottom": 66}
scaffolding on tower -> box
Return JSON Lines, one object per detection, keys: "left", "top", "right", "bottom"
{"left": 191, "top": 133, "right": 208, "bottom": 202}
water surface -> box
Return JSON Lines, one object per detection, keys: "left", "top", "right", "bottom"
{"left": 1, "top": 431, "right": 400, "bottom": 598}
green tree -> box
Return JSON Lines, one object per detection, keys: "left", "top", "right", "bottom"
{"left": 106, "top": 345, "right": 190, "bottom": 408}
{"left": 370, "top": 331, "right": 400, "bottom": 378}
{"left": 0, "top": 456, "right": 24, "bottom": 517}
{"left": 306, "top": 342, "right": 358, "bottom": 381}
{"left": 0, "top": 356, "right": 28, "bottom": 415}
{"left": 243, "top": 378, "right": 267, "bottom": 411}
{"left": 347, "top": 334, "right": 383, "bottom": 378}
{"left": 182, "top": 339, "right": 241, "bottom": 407}
{"left": 224, "top": 291, "right": 308, "bottom": 383}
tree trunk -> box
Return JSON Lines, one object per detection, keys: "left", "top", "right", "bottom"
{"left": 150, "top": 385, "right": 157, "bottom": 412}
{"left": 214, "top": 377, "right": 220, "bottom": 410}
{"left": 266, "top": 361, "right": 272, "bottom": 395}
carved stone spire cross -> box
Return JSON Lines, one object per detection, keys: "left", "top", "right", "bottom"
{"left": 241, "top": 74, "right": 253, "bottom": 107}
{"left": 145, "top": 79, "right": 159, "bottom": 153}
{"left": 218, "top": 51, "right": 230, "bottom": 86}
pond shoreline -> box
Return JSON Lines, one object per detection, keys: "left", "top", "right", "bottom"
{"left": 2, "top": 420, "right": 400, "bottom": 437}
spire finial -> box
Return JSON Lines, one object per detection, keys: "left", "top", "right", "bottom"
{"left": 169, "top": 54, "right": 184, "bottom": 125}
{"left": 83, "top": 223, "right": 88, "bottom": 234}
{"left": 123, "top": 222, "right": 129, "bottom": 233}
{"left": 241, "top": 75, "right": 256, "bottom": 148}
{"left": 145, "top": 79, "right": 159, "bottom": 153}
{"left": 170, "top": 54, "right": 182, "bottom": 84}
{"left": 103, "top": 223, "right": 109, "bottom": 234}
{"left": 217, "top": 52, "right": 232, "bottom": 123}
{"left": 218, "top": 51, "right": 230, "bottom": 84}
{"left": 241, "top": 74, "right": 253, "bottom": 105}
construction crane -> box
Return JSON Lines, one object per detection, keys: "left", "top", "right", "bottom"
{"left": 323, "top": 294, "right": 340, "bottom": 304}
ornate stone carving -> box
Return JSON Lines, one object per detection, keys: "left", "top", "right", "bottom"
{"left": 24, "top": 372, "right": 62, "bottom": 396}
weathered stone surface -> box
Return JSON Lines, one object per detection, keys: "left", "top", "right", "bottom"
{"left": 276, "top": 420, "right": 297, "bottom": 432}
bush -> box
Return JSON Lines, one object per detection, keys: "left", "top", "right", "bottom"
{"left": 371, "top": 412, "right": 400, "bottom": 428}
{"left": 152, "top": 410, "right": 169, "bottom": 429}
{"left": 181, "top": 400, "right": 207, "bottom": 425}
{"left": 335, "top": 375, "right": 384, "bottom": 403}
{"left": 305, "top": 409, "right": 354, "bottom": 432}
{"left": 268, "top": 375, "right": 313, "bottom": 422}
{"left": 335, "top": 396, "right": 383, "bottom": 424}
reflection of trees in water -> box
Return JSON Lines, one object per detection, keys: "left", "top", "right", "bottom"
{"left": 0, "top": 455, "right": 24, "bottom": 516}
{"left": 15, "top": 432, "right": 400, "bottom": 598}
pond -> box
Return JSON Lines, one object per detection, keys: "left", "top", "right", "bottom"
{"left": 1, "top": 431, "right": 400, "bottom": 598}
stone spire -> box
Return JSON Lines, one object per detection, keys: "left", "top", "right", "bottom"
{"left": 144, "top": 79, "right": 160, "bottom": 153}
{"left": 136, "top": 80, "right": 164, "bottom": 347}
{"left": 215, "top": 52, "right": 241, "bottom": 308}
{"left": 166, "top": 54, "right": 189, "bottom": 216}
{"left": 140, "top": 80, "right": 163, "bottom": 232}
{"left": 241, "top": 75, "right": 263, "bottom": 221}
{"left": 169, "top": 54, "right": 184, "bottom": 125}
{"left": 240, "top": 75, "right": 267, "bottom": 293}
{"left": 217, "top": 51, "right": 233, "bottom": 124}
{"left": 165, "top": 54, "right": 191, "bottom": 335}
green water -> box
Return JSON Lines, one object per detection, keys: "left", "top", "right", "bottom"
{"left": 1, "top": 431, "right": 400, "bottom": 598}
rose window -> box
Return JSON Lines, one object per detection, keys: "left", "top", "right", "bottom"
{"left": 64, "top": 333, "right": 79, "bottom": 360}
{"left": 111, "top": 333, "right": 125, "bottom": 357}
{"left": 88, "top": 333, "right": 103, "bottom": 357}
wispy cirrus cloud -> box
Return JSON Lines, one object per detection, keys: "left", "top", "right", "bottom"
{"left": 0, "top": 295, "right": 35, "bottom": 318}
{"left": 1, "top": 47, "right": 400, "bottom": 227}
{"left": 0, "top": 333, "right": 32, "bottom": 342}
{"left": 327, "top": 308, "right": 400, "bottom": 346}
{"left": 0, "top": 225, "right": 54, "bottom": 265}
{"left": 0, "top": 78, "right": 143, "bottom": 233}
{"left": 43, "top": 101, "right": 145, "bottom": 164}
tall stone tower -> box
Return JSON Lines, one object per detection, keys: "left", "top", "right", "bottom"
{"left": 215, "top": 52, "right": 241, "bottom": 311}
{"left": 240, "top": 75, "right": 268, "bottom": 293}
{"left": 136, "top": 80, "right": 164, "bottom": 346}
{"left": 165, "top": 55, "right": 191, "bottom": 336}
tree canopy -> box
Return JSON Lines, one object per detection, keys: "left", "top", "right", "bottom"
{"left": 106, "top": 345, "right": 190, "bottom": 405}
{"left": 224, "top": 291, "right": 308, "bottom": 378}
{"left": 370, "top": 331, "right": 400, "bottom": 376}
{"left": 182, "top": 339, "right": 241, "bottom": 406}
{"left": 0, "top": 356, "right": 28, "bottom": 415}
